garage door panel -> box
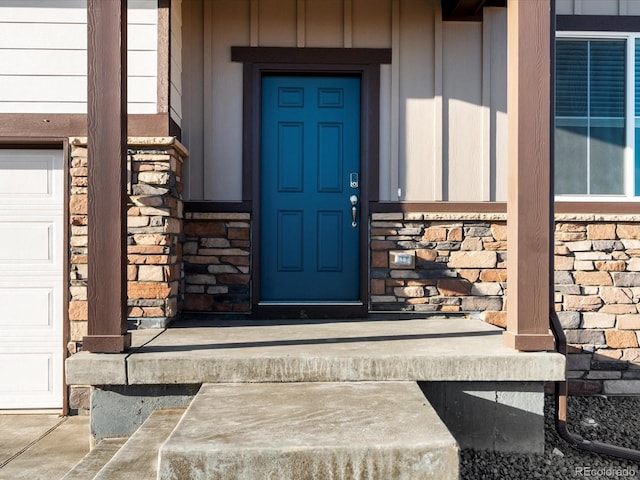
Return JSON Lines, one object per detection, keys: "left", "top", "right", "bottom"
{"left": 0, "top": 353, "right": 52, "bottom": 393}
{"left": 0, "top": 217, "right": 62, "bottom": 271}
{"left": 0, "top": 221, "right": 53, "bottom": 262}
{"left": 0, "top": 151, "right": 62, "bottom": 205}
{"left": 0, "top": 283, "right": 62, "bottom": 337}
{"left": 0, "top": 149, "right": 63, "bottom": 410}
{"left": 0, "top": 350, "right": 61, "bottom": 409}
{"left": 0, "top": 287, "right": 54, "bottom": 328}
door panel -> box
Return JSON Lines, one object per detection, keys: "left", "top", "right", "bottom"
{"left": 261, "top": 76, "right": 361, "bottom": 302}
{"left": 0, "top": 149, "right": 63, "bottom": 410}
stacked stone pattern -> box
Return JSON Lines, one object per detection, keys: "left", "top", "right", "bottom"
{"left": 370, "top": 212, "right": 507, "bottom": 327}
{"left": 371, "top": 212, "right": 640, "bottom": 395}
{"left": 68, "top": 138, "right": 186, "bottom": 354}
{"left": 182, "top": 213, "right": 251, "bottom": 313}
{"left": 555, "top": 220, "right": 640, "bottom": 395}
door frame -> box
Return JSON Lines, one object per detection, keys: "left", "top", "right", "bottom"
{"left": 231, "top": 47, "right": 391, "bottom": 318}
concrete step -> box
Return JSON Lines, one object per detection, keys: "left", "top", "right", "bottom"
{"left": 67, "top": 317, "right": 565, "bottom": 386}
{"left": 62, "top": 408, "right": 184, "bottom": 480}
{"left": 159, "top": 382, "right": 459, "bottom": 480}
{"left": 61, "top": 438, "right": 127, "bottom": 480}
{"left": 92, "top": 408, "right": 184, "bottom": 480}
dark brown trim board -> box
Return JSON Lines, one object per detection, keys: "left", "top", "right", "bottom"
{"left": 556, "top": 202, "right": 640, "bottom": 215}
{"left": 557, "top": 15, "right": 640, "bottom": 32}
{"left": 185, "top": 201, "right": 252, "bottom": 213}
{"left": 504, "top": 0, "right": 554, "bottom": 351}
{"left": 0, "top": 113, "right": 175, "bottom": 138}
{"left": 441, "top": 0, "right": 506, "bottom": 22}
{"left": 231, "top": 47, "right": 391, "bottom": 65}
{"left": 0, "top": 138, "right": 67, "bottom": 148}
{"left": 370, "top": 202, "right": 507, "bottom": 213}
{"left": 84, "top": 0, "right": 131, "bottom": 353}
{"left": 233, "top": 47, "right": 390, "bottom": 316}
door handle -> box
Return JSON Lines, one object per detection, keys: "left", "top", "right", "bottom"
{"left": 350, "top": 195, "right": 358, "bottom": 228}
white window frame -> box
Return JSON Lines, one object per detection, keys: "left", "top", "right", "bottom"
{"left": 555, "top": 31, "right": 639, "bottom": 202}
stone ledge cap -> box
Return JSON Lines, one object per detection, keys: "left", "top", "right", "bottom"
{"left": 70, "top": 136, "right": 189, "bottom": 159}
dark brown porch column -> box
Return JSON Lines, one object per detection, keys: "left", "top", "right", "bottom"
{"left": 83, "top": 0, "right": 131, "bottom": 353}
{"left": 504, "top": 0, "right": 555, "bottom": 351}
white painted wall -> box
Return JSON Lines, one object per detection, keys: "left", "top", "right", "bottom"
{"left": 0, "top": 0, "right": 158, "bottom": 114}
{"left": 181, "top": 0, "right": 509, "bottom": 202}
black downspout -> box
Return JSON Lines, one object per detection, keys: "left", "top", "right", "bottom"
{"left": 549, "top": 0, "right": 640, "bottom": 463}
{"left": 550, "top": 312, "right": 640, "bottom": 462}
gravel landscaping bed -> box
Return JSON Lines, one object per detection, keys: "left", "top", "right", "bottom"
{"left": 461, "top": 395, "right": 640, "bottom": 479}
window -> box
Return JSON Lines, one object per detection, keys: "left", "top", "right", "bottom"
{"left": 555, "top": 35, "right": 639, "bottom": 199}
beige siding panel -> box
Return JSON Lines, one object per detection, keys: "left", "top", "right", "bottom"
{"left": 379, "top": 64, "right": 393, "bottom": 200}
{"left": 432, "top": 3, "right": 443, "bottom": 201}
{"left": 129, "top": 0, "right": 158, "bottom": 23}
{"left": 0, "top": 23, "right": 87, "bottom": 50}
{"left": 204, "top": 0, "right": 250, "bottom": 200}
{"left": 259, "top": 0, "right": 297, "bottom": 47}
{"left": 398, "top": 0, "right": 436, "bottom": 201}
{"left": 181, "top": 0, "right": 205, "bottom": 200}
{"left": 170, "top": 84, "right": 183, "bottom": 120}
{"left": 628, "top": 0, "right": 640, "bottom": 14}
{"left": 352, "top": 0, "right": 391, "bottom": 48}
{"left": 305, "top": 0, "right": 343, "bottom": 47}
{"left": 0, "top": 77, "right": 88, "bottom": 102}
{"left": 0, "top": 50, "right": 154, "bottom": 77}
{"left": 443, "top": 22, "right": 483, "bottom": 201}
{"left": 555, "top": 0, "right": 574, "bottom": 15}
{"left": 171, "top": 56, "right": 183, "bottom": 96}
{"left": 131, "top": 51, "right": 158, "bottom": 78}
{"left": 555, "top": 2, "right": 640, "bottom": 20}
{"left": 486, "top": 8, "right": 508, "bottom": 202}
{"left": 0, "top": 1, "right": 157, "bottom": 114}
{"left": 0, "top": 0, "right": 87, "bottom": 23}
{"left": 131, "top": 76, "right": 162, "bottom": 104}
{"left": 0, "top": 75, "right": 155, "bottom": 103}
{"left": 0, "top": 22, "right": 155, "bottom": 51}
{"left": 578, "top": 0, "right": 620, "bottom": 15}
{"left": 1, "top": 50, "right": 88, "bottom": 76}
{"left": 0, "top": 102, "right": 87, "bottom": 114}
{"left": 0, "top": 102, "right": 152, "bottom": 114}
{"left": 129, "top": 24, "right": 159, "bottom": 51}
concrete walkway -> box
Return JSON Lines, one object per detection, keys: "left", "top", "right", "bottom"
{"left": 0, "top": 414, "right": 90, "bottom": 480}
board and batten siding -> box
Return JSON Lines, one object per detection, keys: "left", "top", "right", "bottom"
{"left": 556, "top": 0, "right": 640, "bottom": 15}
{"left": 0, "top": 0, "right": 158, "bottom": 114}
{"left": 181, "top": 0, "right": 508, "bottom": 202}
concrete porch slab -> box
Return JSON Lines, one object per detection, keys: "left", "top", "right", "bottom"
{"left": 158, "top": 382, "right": 459, "bottom": 480}
{"left": 66, "top": 315, "right": 565, "bottom": 386}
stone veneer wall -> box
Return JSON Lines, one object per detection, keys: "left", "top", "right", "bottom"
{"left": 370, "top": 212, "right": 507, "bottom": 323}
{"left": 554, "top": 217, "right": 640, "bottom": 395}
{"left": 371, "top": 212, "right": 640, "bottom": 395}
{"left": 67, "top": 137, "right": 187, "bottom": 354}
{"left": 182, "top": 213, "right": 251, "bottom": 313}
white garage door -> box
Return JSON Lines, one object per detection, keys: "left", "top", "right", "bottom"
{"left": 0, "top": 149, "right": 63, "bottom": 410}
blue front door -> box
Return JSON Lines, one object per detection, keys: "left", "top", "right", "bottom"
{"left": 260, "top": 76, "right": 361, "bottom": 302}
